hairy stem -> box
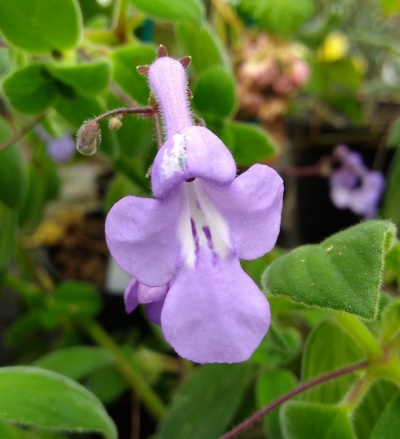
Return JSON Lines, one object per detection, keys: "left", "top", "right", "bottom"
{"left": 219, "top": 360, "right": 368, "bottom": 439}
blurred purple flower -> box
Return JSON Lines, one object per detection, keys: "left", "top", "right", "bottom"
{"left": 105, "top": 55, "right": 284, "bottom": 363}
{"left": 37, "top": 128, "right": 75, "bottom": 162}
{"left": 329, "top": 145, "right": 385, "bottom": 219}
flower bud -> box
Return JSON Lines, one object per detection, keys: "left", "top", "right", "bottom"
{"left": 108, "top": 117, "right": 123, "bottom": 131}
{"left": 76, "top": 119, "right": 101, "bottom": 156}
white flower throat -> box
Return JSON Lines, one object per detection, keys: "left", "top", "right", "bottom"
{"left": 178, "top": 181, "right": 230, "bottom": 267}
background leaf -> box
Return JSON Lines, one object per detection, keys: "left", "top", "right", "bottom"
{"left": 256, "top": 370, "right": 297, "bottom": 439}
{"left": 0, "top": 0, "right": 82, "bottom": 53}
{"left": 132, "top": 0, "right": 205, "bottom": 24}
{"left": 280, "top": 402, "right": 356, "bottom": 439}
{"left": 193, "top": 66, "right": 236, "bottom": 120}
{"left": 370, "top": 391, "right": 400, "bottom": 439}
{"left": 157, "top": 363, "right": 252, "bottom": 439}
{"left": 0, "top": 367, "right": 117, "bottom": 439}
{"left": 225, "top": 121, "right": 277, "bottom": 165}
{"left": 262, "top": 221, "right": 396, "bottom": 319}
{"left": 2, "top": 65, "right": 57, "bottom": 114}
{"left": 301, "top": 319, "right": 363, "bottom": 403}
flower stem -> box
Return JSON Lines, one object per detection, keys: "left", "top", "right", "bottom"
{"left": 219, "top": 360, "right": 368, "bottom": 439}
{"left": 82, "top": 319, "right": 166, "bottom": 420}
{"left": 335, "top": 313, "right": 383, "bottom": 360}
{"left": 0, "top": 114, "right": 46, "bottom": 153}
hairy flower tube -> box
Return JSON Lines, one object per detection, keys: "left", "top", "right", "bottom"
{"left": 330, "top": 145, "right": 385, "bottom": 219}
{"left": 105, "top": 53, "right": 284, "bottom": 363}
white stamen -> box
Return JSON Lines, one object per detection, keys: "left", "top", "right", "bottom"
{"left": 161, "top": 133, "right": 187, "bottom": 178}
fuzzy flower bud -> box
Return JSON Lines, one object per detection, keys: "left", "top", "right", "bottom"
{"left": 108, "top": 117, "right": 123, "bottom": 131}
{"left": 76, "top": 119, "right": 101, "bottom": 156}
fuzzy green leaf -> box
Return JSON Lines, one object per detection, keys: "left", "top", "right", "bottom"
{"left": 262, "top": 221, "right": 396, "bottom": 319}
{"left": 370, "top": 391, "right": 400, "bottom": 439}
{"left": 0, "top": 367, "right": 116, "bottom": 438}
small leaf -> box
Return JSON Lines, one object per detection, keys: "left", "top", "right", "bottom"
{"left": 175, "top": 22, "right": 229, "bottom": 75}
{"left": 381, "top": 148, "right": 400, "bottom": 228}
{"left": 381, "top": 298, "right": 400, "bottom": 342}
{"left": 0, "top": 119, "right": 27, "bottom": 208}
{"left": 86, "top": 364, "right": 127, "bottom": 404}
{"left": 353, "top": 379, "right": 398, "bottom": 439}
{"left": 0, "top": 0, "right": 82, "bottom": 54}
{"left": 111, "top": 44, "right": 155, "bottom": 104}
{"left": 0, "top": 366, "right": 117, "bottom": 439}
{"left": 280, "top": 401, "right": 356, "bottom": 439}
{"left": 226, "top": 121, "right": 278, "bottom": 165}
{"left": 262, "top": 221, "right": 396, "bottom": 319}
{"left": 193, "top": 66, "right": 236, "bottom": 119}
{"left": 301, "top": 319, "right": 363, "bottom": 403}
{"left": 34, "top": 346, "right": 113, "bottom": 380}
{"left": 132, "top": 0, "right": 205, "bottom": 24}
{"left": 2, "top": 65, "right": 57, "bottom": 114}
{"left": 256, "top": 370, "right": 297, "bottom": 439}
{"left": 157, "top": 363, "right": 252, "bottom": 439}
{"left": 371, "top": 391, "right": 400, "bottom": 439}
{"left": 380, "top": 0, "right": 400, "bottom": 16}
{"left": 0, "top": 204, "right": 18, "bottom": 272}
{"left": 386, "top": 116, "right": 400, "bottom": 148}
{"left": 47, "top": 61, "right": 112, "bottom": 96}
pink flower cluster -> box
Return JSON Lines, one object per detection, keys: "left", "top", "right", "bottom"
{"left": 236, "top": 33, "right": 309, "bottom": 122}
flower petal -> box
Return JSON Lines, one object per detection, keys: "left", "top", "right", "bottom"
{"left": 105, "top": 192, "right": 183, "bottom": 287}
{"left": 124, "top": 278, "right": 139, "bottom": 314}
{"left": 161, "top": 251, "right": 271, "bottom": 363}
{"left": 151, "top": 126, "right": 236, "bottom": 199}
{"left": 146, "top": 299, "right": 165, "bottom": 325}
{"left": 201, "top": 164, "right": 283, "bottom": 259}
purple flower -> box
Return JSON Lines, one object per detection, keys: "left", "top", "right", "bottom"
{"left": 330, "top": 146, "right": 385, "bottom": 219}
{"left": 105, "top": 55, "right": 284, "bottom": 363}
{"left": 37, "top": 128, "right": 75, "bottom": 162}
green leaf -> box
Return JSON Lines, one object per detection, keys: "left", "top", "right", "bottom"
{"left": 0, "top": 367, "right": 116, "bottom": 439}
{"left": 226, "top": 121, "right": 278, "bottom": 165}
{"left": 381, "top": 148, "right": 400, "bottom": 228}
{"left": 381, "top": 298, "right": 400, "bottom": 343}
{"left": 262, "top": 221, "right": 396, "bottom": 319}
{"left": 50, "top": 281, "right": 101, "bottom": 322}
{"left": 2, "top": 65, "right": 57, "bottom": 114}
{"left": 0, "top": 204, "right": 18, "bottom": 271}
{"left": 380, "top": 0, "right": 400, "bottom": 16}
{"left": 370, "top": 391, "right": 400, "bottom": 439}
{"left": 280, "top": 401, "right": 356, "bottom": 439}
{"left": 34, "top": 347, "right": 113, "bottom": 380}
{"left": 256, "top": 370, "right": 297, "bottom": 439}
{"left": 0, "top": 0, "right": 82, "bottom": 54}
{"left": 386, "top": 116, "right": 400, "bottom": 148}
{"left": 239, "top": 0, "right": 315, "bottom": 37}
{"left": 157, "top": 363, "right": 251, "bottom": 439}
{"left": 251, "top": 326, "right": 301, "bottom": 367}
{"left": 111, "top": 44, "right": 155, "bottom": 104}
{"left": 0, "top": 119, "right": 27, "bottom": 208}
{"left": 86, "top": 364, "right": 127, "bottom": 404}
{"left": 301, "top": 319, "right": 363, "bottom": 403}
{"left": 353, "top": 379, "right": 398, "bottom": 439}
{"left": 193, "top": 67, "right": 236, "bottom": 120}
{"left": 175, "top": 22, "right": 229, "bottom": 75}
{"left": 132, "top": 0, "right": 204, "bottom": 24}
{"left": 47, "top": 61, "right": 112, "bottom": 97}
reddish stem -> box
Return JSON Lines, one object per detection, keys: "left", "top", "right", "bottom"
{"left": 219, "top": 360, "right": 368, "bottom": 439}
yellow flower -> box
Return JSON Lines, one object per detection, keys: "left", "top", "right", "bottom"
{"left": 318, "top": 32, "right": 349, "bottom": 62}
